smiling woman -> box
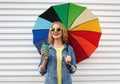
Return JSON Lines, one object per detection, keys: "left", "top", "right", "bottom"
{"left": 38, "top": 21, "right": 77, "bottom": 84}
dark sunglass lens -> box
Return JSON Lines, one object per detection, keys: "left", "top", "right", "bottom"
{"left": 57, "top": 28, "right": 61, "bottom": 31}
{"left": 51, "top": 28, "right": 55, "bottom": 31}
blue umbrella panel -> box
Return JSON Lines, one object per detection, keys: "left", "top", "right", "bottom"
{"left": 32, "top": 17, "right": 52, "bottom": 53}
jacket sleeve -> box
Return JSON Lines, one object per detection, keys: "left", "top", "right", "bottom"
{"left": 69, "top": 45, "right": 77, "bottom": 74}
{"left": 38, "top": 56, "right": 47, "bottom": 76}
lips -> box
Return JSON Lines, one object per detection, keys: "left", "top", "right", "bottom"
{"left": 53, "top": 32, "right": 60, "bottom": 36}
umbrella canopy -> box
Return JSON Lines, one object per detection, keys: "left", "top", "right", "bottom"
{"left": 32, "top": 3, "right": 102, "bottom": 63}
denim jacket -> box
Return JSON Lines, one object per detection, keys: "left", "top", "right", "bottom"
{"left": 38, "top": 44, "right": 77, "bottom": 84}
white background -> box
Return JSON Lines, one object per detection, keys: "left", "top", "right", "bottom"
{"left": 0, "top": 0, "right": 120, "bottom": 84}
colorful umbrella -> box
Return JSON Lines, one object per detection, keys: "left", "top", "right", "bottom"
{"left": 32, "top": 3, "right": 102, "bottom": 63}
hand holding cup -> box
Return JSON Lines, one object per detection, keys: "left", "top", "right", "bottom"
{"left": 40, "top": 48, "right": 48, "bottom": 60}
{"left": 40, "top": 43, "right": 49, "bottom": 60}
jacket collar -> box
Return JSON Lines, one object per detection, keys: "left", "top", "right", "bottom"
{"left": 49, "top": 43, "right": 68, "bottom": 50}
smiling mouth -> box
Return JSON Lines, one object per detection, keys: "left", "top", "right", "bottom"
{"left": 53, "top": 33, "right": 60, "bottom": 36}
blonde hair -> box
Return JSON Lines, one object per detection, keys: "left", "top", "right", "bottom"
{"left": 48, "top": 21, "right": 68, "bottom": 44}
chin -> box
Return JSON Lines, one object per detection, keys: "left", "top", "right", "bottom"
{"left": 53, "top": 36, "right": 60, "bottom": 39}
{"left": 53, "top": 35, "right": 61, "bottom": 39}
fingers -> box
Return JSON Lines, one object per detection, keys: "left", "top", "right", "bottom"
{"left": 40, "top": 48, "right": 45, "bottom": 56}
{"left": 40, "top": 48, "right": 48, "bottom": 60}
{"left": 64, "top": 56, "right": 71, "bottom": 62}
{"left": 44, "top": 56, "right": 48, "bottom": 60}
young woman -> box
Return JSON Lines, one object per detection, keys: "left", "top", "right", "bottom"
{"left": 38, "top": 21, "right": 77, "bottom": 84}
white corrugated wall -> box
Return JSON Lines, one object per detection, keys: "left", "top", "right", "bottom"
{"left": 0, "top": 0, "right": 120, "bottom": 84}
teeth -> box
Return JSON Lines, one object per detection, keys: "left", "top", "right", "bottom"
{"left": 54, "top": 33, "right": 59, "bottom": 36}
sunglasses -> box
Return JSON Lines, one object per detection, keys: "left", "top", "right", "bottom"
{"left": 51, "top": 28, "right": 63, "bottom": 32}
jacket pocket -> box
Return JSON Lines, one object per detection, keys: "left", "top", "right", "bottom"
{"left": 62, "top": 61, "right": 71, "bottom": 81}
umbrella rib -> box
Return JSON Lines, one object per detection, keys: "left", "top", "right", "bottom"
{"left": 66, "top": 3, "right": 70, "bottom": 29}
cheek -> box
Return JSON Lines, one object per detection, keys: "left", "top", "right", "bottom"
{"left": 59, "top": 32, "right": 62, "bottom": 36}
{"left": 59, "top": 32, "right": 63, "bottom": 38}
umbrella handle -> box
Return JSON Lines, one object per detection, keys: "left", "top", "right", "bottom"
{"left": 66, "top": 61, "right": 72, "bottom": 73}
{"left": 67, "top": 61, "right": 71, "bottom": 66}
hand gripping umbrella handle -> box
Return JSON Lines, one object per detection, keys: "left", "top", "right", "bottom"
{"left": 66, "top": 44, "right": 72, "bottom": 72}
